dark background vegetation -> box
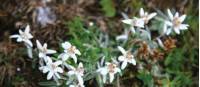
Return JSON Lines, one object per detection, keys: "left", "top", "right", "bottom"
{"left": 0, "top": 0, "right": 198, "bottom": 87}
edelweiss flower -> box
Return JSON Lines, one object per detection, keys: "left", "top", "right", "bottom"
{"left": 68, "top": 62, "right": 84, "bottom": 85}
{"left": 59, "top": 41, "right": 81, "bottom": 63}
{"left": 164, "top": 9, "right": 189, "bottom": 35}
{"left": 36, "top": 40, "right": 57, "bottom": 59}
{"left": 122, "top": 17, "right": 144, "bottom": 33}
{"left": 97, "top": 62, "right": 121, "bottom": 83}
{"left": 39, "top": 58, "right": 63, "bottom": 80}
{"left": 10, "top": 25, "right": 33, "bottom": 47}
{"left": 139, "top": 8, "right": 157, "bottom": 24}
{"left": 118, "top": 46, "right": 136, "bottom": 69}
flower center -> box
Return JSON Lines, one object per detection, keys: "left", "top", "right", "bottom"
{"left": 51, "top": 64, "right": 56, "bottom": 70}
{"left": 126, "top": 52, "right": 133, "bottom": 60}
{"left": 21, "top": 32, "right": 28, "bottom": 40}
{"left": 68, "top": 46, "right": 76, "bottom": 54}
{"left": 173, "top": 17, "right": 181, "bottom": 27}
{"left": 108, "top": 63, "right": 116, "bottom": 73}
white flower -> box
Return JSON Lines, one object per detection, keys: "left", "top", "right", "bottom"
{"left": 39, "top": 58, "right": 63, "bottom": 80}
{"left": 68, "top": 62, "right": 84, "bottom": 85}
{"left": 10, "top": 25, "right": 33, "bottom": 47}
{"left": 117, "top": 46, "right": 136, "bottom": 70}
{"left": 139, "top": 8, "right": 157, "bottom": 24}
{"left": 97, "top": 62, "right": 121, "bottom": 83}
{"left": 122, "top": 17, "right": 144, "bottom": 33}
{"left": 36, "top": 40, "right": 57, "bottom": 59}
{"left": 164, "top": 9, "right": 189, "bottom": 35}
{"left": 60, "top": 41, "right": 81, "bottom": 63}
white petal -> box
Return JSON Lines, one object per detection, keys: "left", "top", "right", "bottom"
{"left": 77, "top": 75, "right": 84, "bottom": 85}
{"left": 78, "top": 62, "right": 83, "bottom": 68}
{"left": 147, "top": 13, "right": 157, "bottom": 20}
{"left": 130, "top": 59, "right": 136, "bottom": 65}
{"left": 130, "top": 27, "right": 135, "bottom": 33}
{"left": 26, "top": 33, "right": 33, "bottom": 39}
{"left": 43, "top": 43, "right": 47, "bottom": 49}
{"left": 165, "top": 21, "right": 173, "bottom": 26}
{"left": 166, "top": 28, "right": 172, "bottom": 35}
{"left": 24, "top": 40, "right": 33, "bottom": 47}
{"left": 16, "top": 37, "right": 23, "bottom": 42}
{"left": 58, "top": 53, "right": 69, "bottom": 61}
{"left": 75, "top": 49, "right": 81, "bottom": 55}
{"left": 47, "top": 72, "right": 54, "bottom": 80}
{"left": 167, "top": 9, "right": 173, "bottom": 20}
{"left": 97, "top": 67, "right": 108, "bottom": 75}
{"left": 156, "top": 38, "right": 164, "bottom": 48}
{"left": 43, "top": 67, "right": 50, "bottom": 73}
{"left": 174, "top": 12, "right": 179, "bottom": 18}
{"left": 174, "top": 28, "right": 180, "bottom": 34}
{"left": 36, "top": 40, "right": 43, "bottom": 50}
{"left": 179, "top": 24, "right": 189, "bottom": 30}
{"left": 116, "top": 34, "right": 128, "bottom": 41}
{"left": 102, "top": 75, "right": 107, "bottom": 83}
{"left": 139, "top": 8, "right": 145, "bottom": 17}
{"left": 118, "top": 56, "right": 125, "bottom": 61}
{"left": 122, "top": 19, "right": 133, "bottom": 25}
{"left": 68, "top": 71, "right": 75, "bottom": 76}
{"left": 71, "top": 54, "right": 77, "bottom": 63}
{"left": 62, "top": 42, "right": 71, "bottom": 49}
{"left": 109, "top": 73, "right": 115, "bottom": 83}
{"left": 25, "top": 25, "right": 30, "bottom": 33}
{"left": 46, "top": 49, "right": 57, "bottom": 54}
{"left": 117, "top": 46, "right": 126, "bottom": 55}
{"left": 54, "top": 61, "right": 62, "bottom": 66}
{"left": 55, "top": 67, "right": 63, "bottom": 73}
{"left": 19, "top": 29, "right": 23, "bottom": 34}
{"left": 54, "top": 72, "right": 61, "bottom": 79}
{"left": 179, "top": 15, "right": 186, "bottom": 23}
{"left": 121, "top": 61, "right": 128, "bottom": 70}
{"left": 10, "top": 34, "right": 20, "bottom": 38}
{"left": 39, "top": 52, "right": 46, "bottom": 58}
{"left": 134, "top": 18, "right": 144, "bottom": 28}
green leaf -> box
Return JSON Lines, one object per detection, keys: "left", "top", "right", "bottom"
{"left": 100, "top": 0, "right": 116, "bottom": 17}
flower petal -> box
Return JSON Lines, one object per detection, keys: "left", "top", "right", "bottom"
{"left": 147, "top": 13, "right": 157, "bottom": 20}
{"left": 139, "top": 8, "right": 145, "bottom": 17}
{"left": 174, "top": 28, "right": 180, "bottom": 34}
{"left": 117, "top": 46, "right": 126, "bottom": 55}
{"left": 54, "top": 61, "right": 62, "bottom": 66}
{"left": 46, "top": 49, "right": 57, "bottom": 54}
{"left": 77, "top": 75, "right": 84, "bottom": 85}
{"left": 109, "top": 73, "right": 115, "bottom": 83}
{"left": 121, "top": 61, "right": 128, "bottom": 70}
{"left": 122, "top": 19, "right": 133, "bottom": 25}
{"left": 55, "top": 67, "right": 63, "bottom": 73}
{"left": 71, "top": 54, "right": 77, "bottom": 63}
{"left": 130, "top": 59, "right": 136, "bottom": 65}
{"left": 10, "top": 34, "right": 20, "bottom": 38}
{"left": 167, "top": 9, "right": 173, "bottom": 20}
{"left": 25, "top": 25, "right": 30, "bottom": 33}
{"left": 179, "top": 14, "right": 186, "bottom": 23}
{"left": 36, "top": 40, "right": 43, "bottom": 50}
{"left": 118, "top": 56, "right": 125, "bottom": 61}
{"left": 47, "top": 72, "right": 54, "bottom": 80}
{"left": 62, "top": 42, "right": 71, "bottom": 49}
{"left": 75, "top": 49, "right": 81, "bottom": 55}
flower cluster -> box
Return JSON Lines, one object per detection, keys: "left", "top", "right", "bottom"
{"left": 9, "top": 8, "right": 189, "bottom": 87}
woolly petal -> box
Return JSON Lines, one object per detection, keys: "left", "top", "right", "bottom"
{"left": 117, "top": 46, "right": 126, "bottom": 55}
{"left": 179, "top": 15, "right": 186, "bottom": 23}
{"left": 121, "top": 61, "right": 128, "bottom": 69}
{"left": 55, "top": 67, "right": 63, "bottom": 73}
{"left": 102, "top": 75, "right": 107, "bottom": 83}
{"left": 24, "top": 40, "right": 33, "bottom": 47}
{"left": 47, "top": 72, "right": 54, "bottom": 80}
{"left": 139, "top": 8, "right": 145, "bottom": 17}
{"left": 179, "top": 24, "right": 189, "bottom": 30}
{"left": 118, "top": 56, "right": 125, "bottom": 61}
{"left": 167, "top": 9, "right": 173, "bottom": 20}
{"left": 62, "top": 42, "right": 71, "bottom": 49}
{"left": 10, "top": 34, "right": 20, "bottom": 38}
{"left": 109, "top": 73, "right": 115, "bottom": 83}
{"left": 130, "top": 59, "right": 136, "bottom": 65}
{"left": 75, "top": 49, "right": 81, "bottom": 55}
{"left": 54, "top": 61, "right": 62, "bottom": 66}
{"left": 166, "top": 28, "right": 172, "bottom": 35}
{"left": 36, "top": 40, "right": 43, "bottom": 50}
{"left": 71, "top": 54, "right": 77, "bottom": 63}
{"left": 147, "top": 13, "right": 157, "bottom": 20}
{"left": 77, "top": 75, "right": 84, "bottom": 85}
{"left": 68, "top": 71, "right": 75, "bottom": 76}
{"left": 46, "top": 49, "right": 57, "bottom": 54}
{"left": 122, "top": 19, "right": 133, "bottom": 25}
{"left": 25, "top": 25, "right": 30, "bottom": 33}
{"left": 174, "top": 28, "right": 180, "bottom": 34}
